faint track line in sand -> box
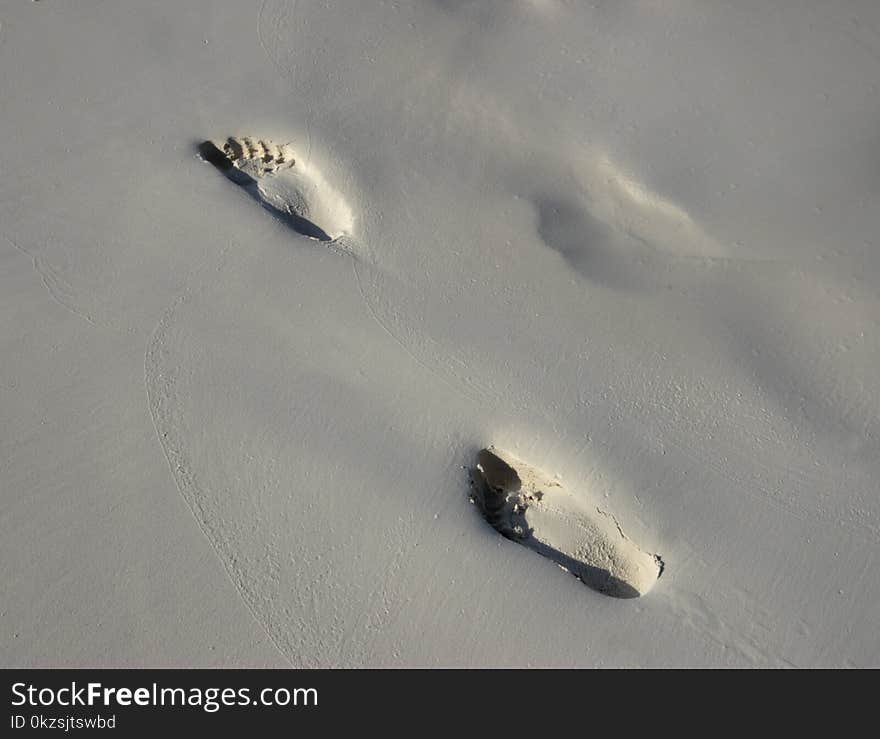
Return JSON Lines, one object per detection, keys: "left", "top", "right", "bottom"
{"left": 331, "top": 467, "right": 463, "bottom": 664}
{"left": 144, "top": 241, "right": 460, "bottom": 667}
{"left": 143, "top": 240, "right": 294, "bottom": 667}
{"left": 256, "top": 0, "right": 314, "bottom": 169}
{"left": 2, "top": 233, "right": 99, "bottom": 328}
{"left": 146, "top": 138, "right": 487, "bottom": 664}
{"left": 351, "top": 257, "right": 489, "bottom": 408}
{"left": 257, "top": 0, "right": 301, "bottom": 87}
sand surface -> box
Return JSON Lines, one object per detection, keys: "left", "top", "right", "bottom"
{"left": 1, "top": 0, "right": 879, "bottom": 667}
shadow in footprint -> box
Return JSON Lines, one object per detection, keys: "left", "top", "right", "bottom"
{"left": 197, "top": 141, "right": 332, "bottom": 242}
{"left": 468, "top": 447, "right": 661, "bottom": 598}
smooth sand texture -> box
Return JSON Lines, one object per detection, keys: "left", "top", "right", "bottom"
{"left": 2, "top": 1, "right": 879, "bottom": 667}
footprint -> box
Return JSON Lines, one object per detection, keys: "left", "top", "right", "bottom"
{"left": 532, "top": 194, "right": 649, "bottom": 290}
{"left": 198, "top": 136, "right": 353, "bottom": 242}
{"left": 470, "top": 447, "right": 663, "bottom": 598}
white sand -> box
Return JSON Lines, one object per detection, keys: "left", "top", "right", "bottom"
{"left": 1, "top": 1, "right": 878, "bottom": 667}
